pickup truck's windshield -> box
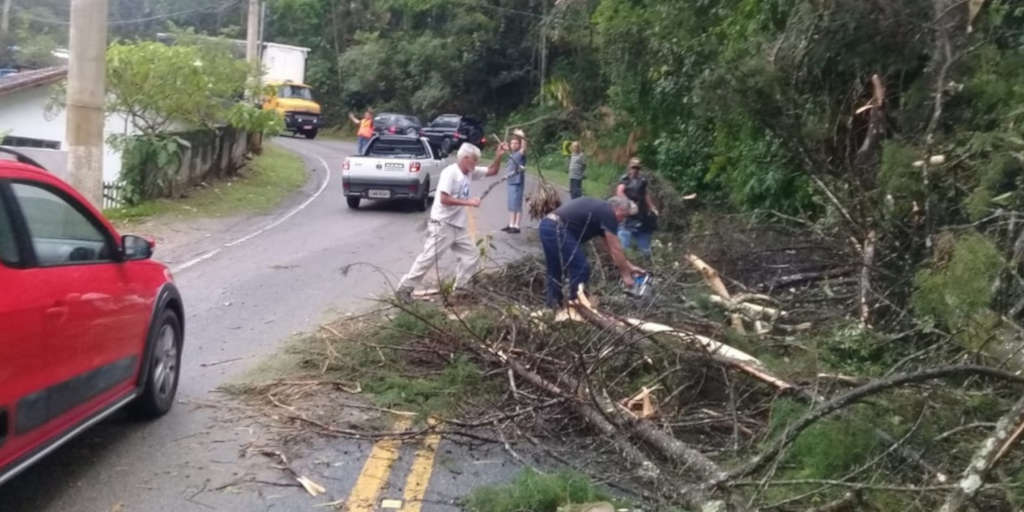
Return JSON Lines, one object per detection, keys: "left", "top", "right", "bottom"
{"left": 367, "top": 139, "right": 429, "bottom": 159}
{"left": 278, "top": 85, "right": 313, "bottom": 100}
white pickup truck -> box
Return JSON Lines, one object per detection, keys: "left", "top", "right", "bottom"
{"left": 341, "top": 135, "right": 447, "bottom": 211}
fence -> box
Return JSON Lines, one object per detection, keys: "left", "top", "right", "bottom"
{"left": 102, "top": 181, "right": 126, "bottom": 210}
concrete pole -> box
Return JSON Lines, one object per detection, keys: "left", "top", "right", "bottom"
{"left": 259, "top": 0, "right": 266, "bottom": 60}
{"left": 246, "top": 0, "right": 260, "bottom": 92}
{"left": 66, "top": 0, "right": 108, "bottom": 208}
{"left": 2, "top": 0, "right": 12, "bottom": 36}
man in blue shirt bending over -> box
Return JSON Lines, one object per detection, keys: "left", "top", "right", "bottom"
{"left": 539, "top": 196, "right": 646, "bottom": 309}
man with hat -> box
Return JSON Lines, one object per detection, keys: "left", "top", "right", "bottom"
{"left": 616, "top": 157, "right": 659, "bottom": 258}
{"left": 539, "top": 196, "right": 646, "bottom": 309}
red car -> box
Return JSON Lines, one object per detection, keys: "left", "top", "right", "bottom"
{"left": 0, "top": 150, "right": 184, "bottom": 486}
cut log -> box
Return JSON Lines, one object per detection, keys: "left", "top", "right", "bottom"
{"left": 759, "top": 267, "right": 856, "bottom": 290}
{"left": 687, "top": 254, "right": 746, "bottom": 333}
{"left": 859, "top": 230, "right": 877, "bottom": 329}
{"left": 573, "top": 290, "right": 794, "bottom": 392}
{"left": 707, "top": 294, "right": 783, "bottom": 321}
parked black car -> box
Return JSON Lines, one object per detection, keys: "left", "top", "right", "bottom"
{"left": 373, "top": 113, "right": 423, "bottom": 136}
{"left": 421, "top": 114, "right": 486, "bottom": 157}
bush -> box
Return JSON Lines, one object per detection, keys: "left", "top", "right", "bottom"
{"left": 913, "top": 232, "right": 1004, "bottom": 348}
{"left": 465, "top": 469, "right": 611, "bottom": 512}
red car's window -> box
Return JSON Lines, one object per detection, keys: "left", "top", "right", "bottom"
{"left": 0, "top": 190, "right": 19, "bottom": 265}
{"left": 11, "top": 182, "right": 113, "bottom": 266}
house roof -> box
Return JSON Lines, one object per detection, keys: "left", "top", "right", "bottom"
{"left": 0, "top": 66, "right": 68, "bottom": 97}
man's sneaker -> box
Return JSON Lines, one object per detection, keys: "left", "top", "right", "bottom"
{"left": 500, "top": 226, "right": 513, "bottom": 232}
{"left": 394, "top": 286, "right": 414, "bottom": 304}
{"left": 509, "top": 227, "right": 521, "bottom": 234}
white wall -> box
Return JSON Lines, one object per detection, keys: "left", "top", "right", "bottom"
{"left": 0, "top": 86, "right": 64, "bottom": 145}
{"left": 0, "top": 83, "right": 130, "bottom": 183}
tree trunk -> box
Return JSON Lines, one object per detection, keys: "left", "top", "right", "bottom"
{"left": 938, "top": 392, "right": 1024, "bottom": 512}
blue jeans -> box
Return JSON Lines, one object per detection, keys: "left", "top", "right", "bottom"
{"left": 569, "top": 178, "right": 583, "bottom": 199}
{"left": 618, "top": 227, "right": 653, "bottom": 257}
{"left": 357, "top": 137, "right": 369, "bottom": 155}
{"left": 539, "top": 218, "right": 590, "bottom": 308}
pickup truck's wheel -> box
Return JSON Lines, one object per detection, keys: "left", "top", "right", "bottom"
{"left": 132, "top": 309, "right": 182, "bottom": 419}
{"left": 346, "top": 196, "right": 361, "bottom": 209}
{"left": 415, "top": 177, "right": 430, "bottom": 212}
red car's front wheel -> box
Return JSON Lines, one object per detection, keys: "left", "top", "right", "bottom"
{"left": 132, "top": 309, "right": 182, "bottom": 418}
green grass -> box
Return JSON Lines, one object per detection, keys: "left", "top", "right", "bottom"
{"left": 478, "top": 147, "right": 622, "bottom": 198}
{"left": 464, "top": 469, "right": 615, "bottom": 512}
{"left": 531, "top": 152, "right": 622, "bottom": 198}
{"left": 103, "top": 144, "right": 307, "bottom": 222}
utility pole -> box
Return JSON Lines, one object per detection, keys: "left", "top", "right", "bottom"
{"left": 66, "top": 0, "right": 108, "bottom": 208}
{"left": 246, "top": 0, "right": 260, "bottom": 94}
{"left": 259, "top": 0, "right": 266, "bottom": 61}
{"left": 2, "top": 0, "right": 12, "bottom": 36}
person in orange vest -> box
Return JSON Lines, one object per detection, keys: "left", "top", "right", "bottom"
{"left": 348, "top": 108, "right": 375, "bottom": 155}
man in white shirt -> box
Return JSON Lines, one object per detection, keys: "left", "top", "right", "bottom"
{"left": 395, "top": 142, "right": 507, "bottom": 301}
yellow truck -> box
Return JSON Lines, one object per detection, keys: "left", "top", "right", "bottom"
{"left": 259, "top": 43, "right": 321, "bottom": 139}
{"left": 262, "top": 81, "right": 321, "bottom": 139}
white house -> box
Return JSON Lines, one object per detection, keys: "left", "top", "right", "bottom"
{"left": 0, "top": 40, "right": 311, "bottom": 186}
{"left": 0, "top": 66, "right": 133, "bottom": 184}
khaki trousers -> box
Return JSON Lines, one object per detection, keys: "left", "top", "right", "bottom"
{"left": 398, "top": 220, "right": 478, "bottom": 290}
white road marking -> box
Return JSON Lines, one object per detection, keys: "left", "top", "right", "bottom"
{"left": 170, "top": 149, "right": 333, "bottom": 273}
{"left": 172, "top": 248, "right": 222, "bottom": 272}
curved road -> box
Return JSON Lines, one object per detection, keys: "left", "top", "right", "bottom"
{"left": 0, "top": 137, "right": 535, "bottom": 511}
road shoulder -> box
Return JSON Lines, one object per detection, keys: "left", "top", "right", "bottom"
{"left": 109, "top": 141, "right": 326, "bottom": 269}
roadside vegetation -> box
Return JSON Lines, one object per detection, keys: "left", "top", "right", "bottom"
{"left": 104, "top": 144, "right": 306, "bottom": 223}
{"left": 14, "top": 0, "right": 1024, "bottom": 509}
{"left": 465, "top": 470, "right": 615, "bottom": 512}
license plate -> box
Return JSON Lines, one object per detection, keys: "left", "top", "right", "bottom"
{"left": 303, "top": 125, "right": 313, "bottom": 130}
{"left": 368, "top": 189, "right": 391, "bottom": 199}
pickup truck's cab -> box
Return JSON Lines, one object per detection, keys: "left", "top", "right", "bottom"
{"left": 262, "top": 81, "right": 321, "bottom": 139}
{"left": 341, "top": 135, "right": 446, "bottom": 212}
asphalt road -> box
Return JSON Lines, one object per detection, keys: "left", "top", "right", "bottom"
{"left": 0, "top": 137, "right": 539, "bottom": 512}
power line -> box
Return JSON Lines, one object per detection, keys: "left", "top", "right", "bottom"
{"left": 12, "top": 0, "right": 239, "bottom": 26}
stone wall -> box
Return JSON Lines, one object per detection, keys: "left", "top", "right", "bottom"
{"left": 166, "top": 127, "right": 261, "bottom": 198}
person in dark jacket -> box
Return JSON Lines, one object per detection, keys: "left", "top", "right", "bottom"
{"left": 616, "top": 157, "right": 659, "bottom": 258}
{"left": 539, "top": 196, "right": 645, "bottom": 309}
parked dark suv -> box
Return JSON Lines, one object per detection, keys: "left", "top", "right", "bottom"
{"left": 373, "top": 113, "right": 423, "bottom": 136}
{"left": 421, "top": 114, "right": 486, "bottom": 157}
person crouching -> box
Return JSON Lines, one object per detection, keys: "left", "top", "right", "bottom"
{"left": 539, "top": 196, "right": 646, "bottom": 309}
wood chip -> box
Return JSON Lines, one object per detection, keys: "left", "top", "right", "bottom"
{"left": 295, "top": 475, "right": 326, "bottom": 497}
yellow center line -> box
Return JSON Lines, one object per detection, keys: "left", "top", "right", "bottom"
{"left": 400, "top": 420, "right": 443, "bottom": 512}
{"left": 345, "top": 417, "right": 413, "bottom": 512}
